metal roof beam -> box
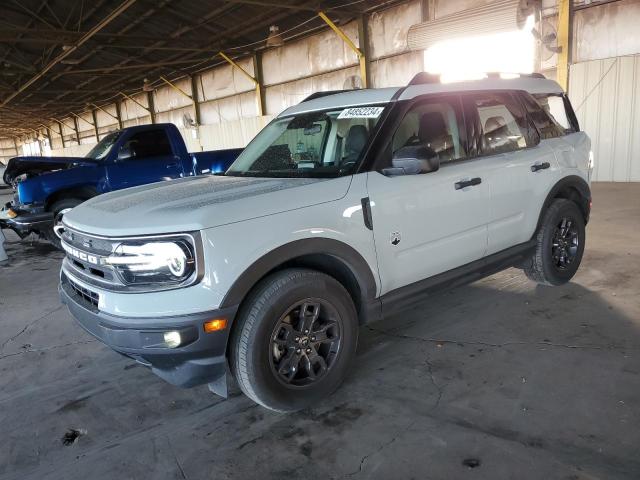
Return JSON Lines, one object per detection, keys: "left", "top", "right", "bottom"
{"left": 0, "top": 0, "right": 138, "bottom": 108}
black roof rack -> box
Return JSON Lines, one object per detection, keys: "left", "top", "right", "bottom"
{"left": 408, "top": 72, "right": 441, "bottom": 85}
{"left": 301, "top": 89, "right": 356, "bottom": 103}
{"left": 408, "top": 71, "right": 546, "bottom": 86}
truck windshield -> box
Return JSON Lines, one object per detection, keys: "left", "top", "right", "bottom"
{"left": 85, "top": 131, "right": 121, "bottom": 160}
{"left": 226, "top": 105, "right": 387, "bottom": 178}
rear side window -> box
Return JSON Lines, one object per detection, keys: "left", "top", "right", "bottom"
{"left": 520, "top": 92, "right": 563, "bottom": 139}
{"left": 126, "top": 130, "right": 173, "bottom": 159}
{"left": 533, "top": 94, "right": 577, "bottom": 133}
{"left": 466, "top": 92, "right": 531, "bottom": 156}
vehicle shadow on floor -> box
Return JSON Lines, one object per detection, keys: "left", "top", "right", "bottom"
{"left": 2, "top": 270, "right": 639, "bottom": 480}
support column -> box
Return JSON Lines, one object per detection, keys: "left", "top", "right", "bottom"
{"left": 56, "top": 120, "right": 65, "bottom": 149}
{"left": 357, "top": 14, "right": 371, "bottom": 88}
{"left": 147, "top": 91, "right": 156, "bottom": 124}
{"left": 190, "top": 75, "right": 202, "bottom": 126}
{"left": 91, "top": 109, "right": 99, "bottom": 141}
{"left": 318, "top": 11, "right": 368, "bottom": 89}
{"left": 114, "top": 101, "right": 124, "bottom": 129}
{"left": 219, "top": 51, "right": 264, "bottom": 116}
{"left": 252, "top": 52, "right": 267, "bottom": 116}
{"left": 420, "top": 0, "right": 435, "bottom": 21}
{"left": 557, "top": 0, "right": 571, "bottom": 91}
{"left": 72, "top": 116, "right": 80, "bottom": 145}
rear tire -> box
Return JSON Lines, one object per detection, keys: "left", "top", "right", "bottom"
{"left": 44, "top": 198, "right": 83, "bottom": 249}
{"left": 524, "top": 199, "right": 585, "bottom": 286}
{"left": 230, "top": 268, "right": 358, "bottom": 412}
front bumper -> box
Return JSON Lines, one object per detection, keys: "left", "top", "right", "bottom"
{"left": 59, "top": 272, "right": 238, "bottom": 388}
{"left": 0, "top": 204, "right": 52, "bottom": 237}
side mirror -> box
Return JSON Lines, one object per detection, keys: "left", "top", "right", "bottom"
{"left": 383, "top": 146, "right": 440, "bottom": 176}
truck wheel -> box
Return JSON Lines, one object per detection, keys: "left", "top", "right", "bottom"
{"left": 524, "top": 199, "right": 585, "bottom": 286}
{"left": 44, "top": 198, "right": 83, "bottom": 249}
{"left": 230, "top": 268, "right": 358, "bottom": 412}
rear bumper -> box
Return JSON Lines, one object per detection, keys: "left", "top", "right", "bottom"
{"left": 59, "top": 272, "right": 238, "bottom": 388}
{"left": 0, "top": 205, "right": 52, "bottom": 237}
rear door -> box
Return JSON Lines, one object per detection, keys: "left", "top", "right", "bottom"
{"left": 463, "top": 91, "right": 558, "bottom": 255}
{"left": 107, "top": 128, "right": 183, "bottom": 189}
{"left": 367, "top": 95, "right": 490, "bottom": 295}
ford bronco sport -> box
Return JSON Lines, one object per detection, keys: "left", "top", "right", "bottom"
{"left": 59, "top": 73, "right": 592, "bottom": 412}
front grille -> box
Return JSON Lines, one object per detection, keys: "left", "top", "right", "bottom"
{"left": 61, "top": 226, "right": 124, "bottom": 290}
{"left": 67, "top": 276, "right": 99, "bottom": 309}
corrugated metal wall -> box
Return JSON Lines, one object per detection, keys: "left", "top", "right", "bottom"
{"left": 569, "top": 55, "right": 640, "bottom": 182}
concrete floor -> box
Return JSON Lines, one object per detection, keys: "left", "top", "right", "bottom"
{"left": 0, "top": 183, "right": 639, "bottom": 480}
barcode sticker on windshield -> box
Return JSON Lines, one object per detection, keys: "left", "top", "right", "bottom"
{"left": 338, "top": 107, "right": 384, "bottom": 119}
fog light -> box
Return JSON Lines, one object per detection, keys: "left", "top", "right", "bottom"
{"left": 6, "top": 209, "right": 17, "bottom": 219}
{"left": 203, "top": 318, "right": 227, "bottom": 333}
{"left": 163, "top": 331, "right": 182, "bottom": 348}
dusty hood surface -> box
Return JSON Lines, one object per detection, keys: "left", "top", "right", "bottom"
{"left": 63, "top": 174, "right": 352, "bottom": 236}
{"left": 3, "top": 156, "right": 96, "bottom": 185}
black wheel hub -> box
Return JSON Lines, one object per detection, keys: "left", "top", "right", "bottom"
{"left": 551, "top": 216, "right": 579, "bottom": 270}
{"left": 269, "top": 300, "right": 342, "bottom": 387}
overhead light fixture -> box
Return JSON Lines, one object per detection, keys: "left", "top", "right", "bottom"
{"left": 142, "top": 78, "right": 154, "bottom": 92}
{"left": 266, "top": 25, "right": 284, "bottom": 48}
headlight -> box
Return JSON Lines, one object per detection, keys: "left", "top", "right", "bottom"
{"left": 105, "top": 237, "right": 197, "bottom": 286}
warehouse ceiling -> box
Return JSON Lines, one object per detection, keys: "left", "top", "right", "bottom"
{"left": 0, "top": 0, "right": 397, "bottom": 138}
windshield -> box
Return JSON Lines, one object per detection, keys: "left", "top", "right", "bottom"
{"left": 85, "top": 131, "right": 121, "bottom": 160}
{"left": 226, "top": 105, "right": 387, "bottom": 178}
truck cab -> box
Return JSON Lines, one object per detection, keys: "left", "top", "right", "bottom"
{"left": 1, "top": 123, "right": 241, "bottom": 246}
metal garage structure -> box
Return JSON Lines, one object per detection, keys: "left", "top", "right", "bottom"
{"left": 570, "top": 56, "right": 640, "bottom": 182}
{"left": 1, "top": 0, "right": 640, "bottom": 182}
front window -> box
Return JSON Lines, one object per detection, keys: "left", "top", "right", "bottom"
{"left": 227, "top": 105, "right": 387, "bottom": 178}
{"left": 85, "top": 131, "right": 121, "bottom": 160}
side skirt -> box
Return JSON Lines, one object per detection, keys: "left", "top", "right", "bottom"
{"left": 378, "top": 240, "right": 536, "bottom": 317}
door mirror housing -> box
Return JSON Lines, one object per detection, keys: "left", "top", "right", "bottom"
{"left": 383, "top": 146, "right": 440, "bottom": 176}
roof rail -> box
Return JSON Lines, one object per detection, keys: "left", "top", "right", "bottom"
{"left": 301, "top": 90, "right": 355, "bottom": 103}
{"left": 485, "top": 72, "right": 546, "bottom": 79}
{"left": 408, "top": 72, "right": 441, "bottom": 85}
{"left": 408, "top": 71, "right": 546, "bottom": 86}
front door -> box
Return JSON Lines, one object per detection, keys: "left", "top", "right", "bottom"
{"left": 107, "top": 128, "right": 183, "bottom": 189}
{"left": 367, "top": 95, "right": 490, "bottom": 296}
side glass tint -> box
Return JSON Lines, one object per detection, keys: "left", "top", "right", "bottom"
{"left": 520, "top": 92, "right": 563, "bottom": 139}
{"left": 392, "top": 97, "right": 467, "bottom": 164}
{"left": 533, "top": 94, "right": 575, "bottom": 133}
{"left": 126, "top": 130, "right": 173, "bottom": 160}
{"left": 471, "top": 92, "right": 528, "bottom": 155}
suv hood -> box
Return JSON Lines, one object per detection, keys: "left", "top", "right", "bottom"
{"left": 3, "top": 156, "right": 96, "bottom": 185}
{"left": 63, "top": 174, "right": 352, "bottom": 236}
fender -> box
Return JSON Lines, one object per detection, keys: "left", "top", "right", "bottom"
{"left": 220, "top": 238, "right": 380, "bottom": 323}
{"left": 535, "top": 175, "right": 591, "bottom": 232}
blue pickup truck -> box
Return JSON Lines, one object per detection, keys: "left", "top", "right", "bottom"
{"left": 1, "top": 123, "right": 241, "bottom": 247}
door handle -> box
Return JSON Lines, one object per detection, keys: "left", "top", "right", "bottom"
{"left": 166, "top": 162, "right": 179, "bottom": 168}
{"left": 454, "top": 177, "right": 481, "bottom": 190}
{"left": 530, "top": 162, "right": 550, "bottom": 172}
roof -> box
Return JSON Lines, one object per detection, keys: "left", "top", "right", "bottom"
{"left": 399, "top": 76, "right": 565, "bottom": 100}
{"left": 0, "top": 0, "right": 396, "bottom": 138}
{"left": 281, "top": 87, "right": 401, "bottom": 116}
{"left": 277, "top": 75, "right": 564, "bottom": 117}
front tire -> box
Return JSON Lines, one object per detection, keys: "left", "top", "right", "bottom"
{"left": 44, "top": 198, "right": 83, "bottom": 249}
{"left": 230, "top": 268, "right": 358, "bottom": 412}
{"left": 524, "top": 199, "right": 586, "bottom": 286}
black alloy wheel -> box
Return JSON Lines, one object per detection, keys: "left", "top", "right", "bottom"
{"left": 551, "top": 216, "right": 580, "bottom": 270}
{"left": 269, "top": 299, "right": 342, "bottom": 387}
